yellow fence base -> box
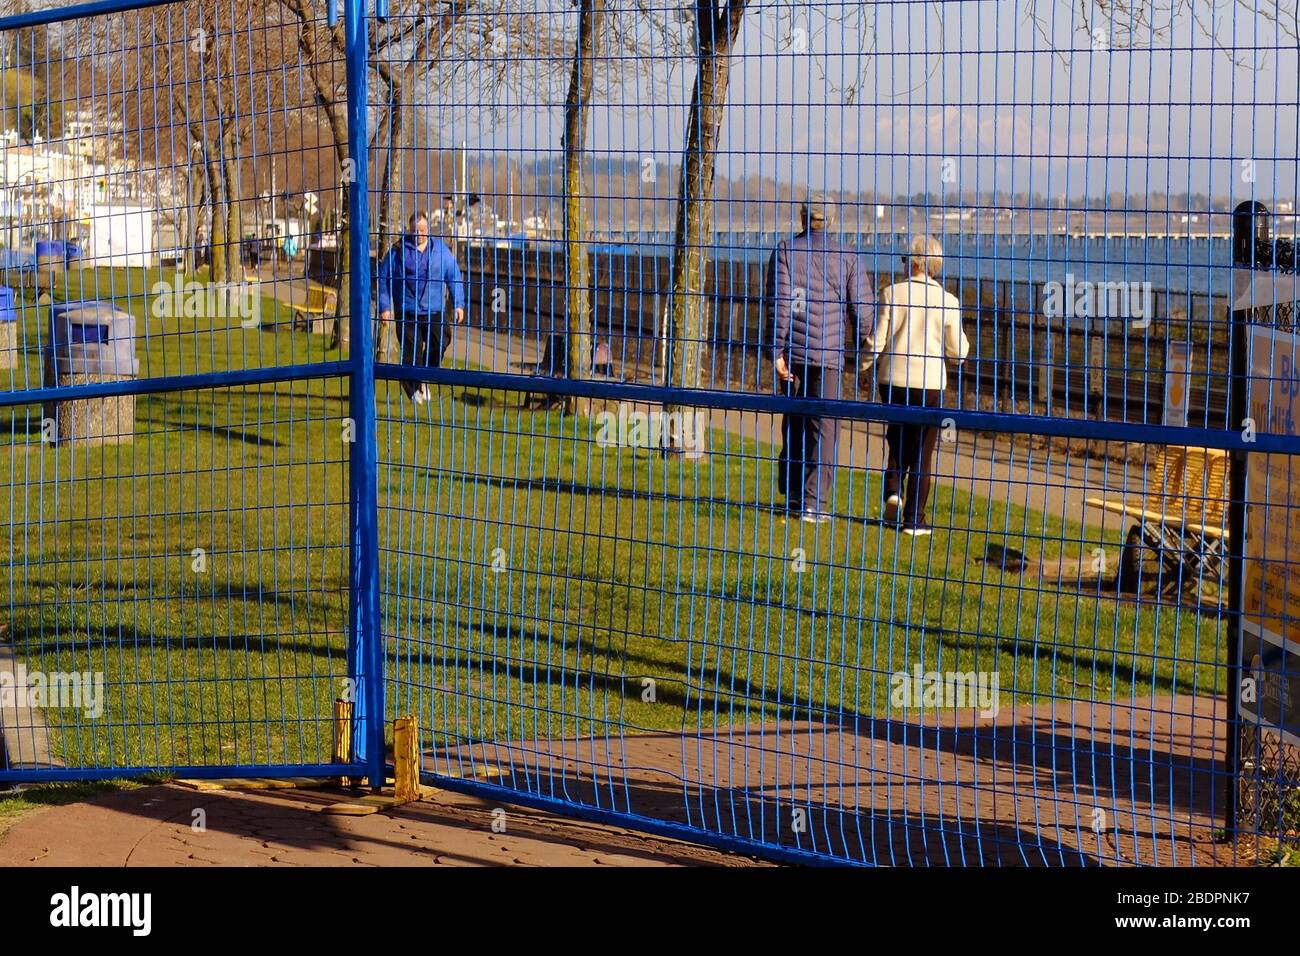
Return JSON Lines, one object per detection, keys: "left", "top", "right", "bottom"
{"left": 317, "top": 714, "right": 437, "bottom": 815}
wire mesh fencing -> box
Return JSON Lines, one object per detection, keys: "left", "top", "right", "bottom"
{"left": 0, "top": 0, "right": 360, "bottom": 780}
{"left": 1, "top": 0, "right": 1297, "bottom": 866}
{"left": 371, "top": 0, "right": 1298, "bottom": 865}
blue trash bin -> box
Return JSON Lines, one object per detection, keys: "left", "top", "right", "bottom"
{"left": 34, "top": 239, "right": 65, "bottom": 296}
{"left": 42, "top": 300, "right": 138, "bottom": 444}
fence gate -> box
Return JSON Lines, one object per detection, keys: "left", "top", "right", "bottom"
{"left": 2, "top": 0, "right": 1299, "bottom": 867}
{"left": 0, "top": 0, "right": 373, "bottom": 785}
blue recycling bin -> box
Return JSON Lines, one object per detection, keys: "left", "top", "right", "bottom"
{"left": 42, "top": 300, "right": 138, "bottom": 445}
{"left": 0, "top": 285, "right": 16, "bottom": 369}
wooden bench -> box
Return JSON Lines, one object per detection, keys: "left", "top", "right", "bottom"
{"left": 292, "top": 283, "right": 338, "bottom": 335}
{"left": 1085, "top": 446, "right": 1230, "bottom": 600}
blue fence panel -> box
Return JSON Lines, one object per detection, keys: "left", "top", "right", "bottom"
{"left": 0, "top": 0, "right": 363, "bottom": 781}
{"left": 373, "top": 0, "right": 1299, "bottom": 866}
{"left": 2, "top": 0, "right": 1298, "bottom": 867}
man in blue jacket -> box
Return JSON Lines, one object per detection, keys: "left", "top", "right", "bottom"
{"left": 377, "top": 210, "right": 467, "bottom": 404}
{"left": 766, "top": 196, "right": 875, "bottom": 522}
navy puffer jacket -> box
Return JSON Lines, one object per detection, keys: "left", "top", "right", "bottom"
{"left": 765, "top": 229, "right": 875, "bottom": 370}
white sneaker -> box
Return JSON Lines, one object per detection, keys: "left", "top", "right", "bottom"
{"left": 902, "top": 525, "right": 932, "bottom": 537}
{"left": 411, "top": 387, "right": 425, "bottom": 406}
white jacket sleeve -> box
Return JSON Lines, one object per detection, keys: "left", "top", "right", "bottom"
{"left": 943, "top": 292, "right": 969, "bottom": 363}
{"left": 864, "top": 284, "right": 894, "bottom": 359}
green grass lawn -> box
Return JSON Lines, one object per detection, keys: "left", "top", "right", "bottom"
{"left": 380, "top": 399, "right": 1225, "bottom": 752}
{"left": 0, "top": 267, "right": 1226, "bottom": 772}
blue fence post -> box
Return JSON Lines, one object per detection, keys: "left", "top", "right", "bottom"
{"left": 344, "top": 0, "right": 383, "bottom": 788}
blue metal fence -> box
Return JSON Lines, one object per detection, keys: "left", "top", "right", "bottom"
{"left": 1, "top": 0, "right": 1298, "bottom": 866}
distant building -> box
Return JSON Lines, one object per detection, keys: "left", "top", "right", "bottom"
{"left": 84, "top": 204, "right": 155, "bottom": 267}
{"left": 58, "top": 109, "right": 124, "bottom": 160}
{"left": 0, "top": 144, "right": 99, "bottom": 210}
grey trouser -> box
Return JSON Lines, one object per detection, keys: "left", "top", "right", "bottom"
{"left": 777, "top": 364, "right": 842, "bottom": 513}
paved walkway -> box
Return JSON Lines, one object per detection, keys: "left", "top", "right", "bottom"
{"left": 433, "top": 697, "right": 1233, "bottom": 866}
{"left": 0, "top": 781, "right": 766, "bottom": 867}
{"left": 253, "top": 267, "right": 1142, "bottom": 543}
{"left": 0, "top": 694, "right": 1236, "bottom": 867}
{"left": 446, "top": 326, "right": 1141, "bottom": 538}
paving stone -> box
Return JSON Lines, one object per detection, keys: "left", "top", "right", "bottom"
{"left": 0, "top": 782, "right": 761, "bottom": 867}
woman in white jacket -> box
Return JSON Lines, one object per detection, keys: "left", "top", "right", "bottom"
{"left": 864, "top": 235, "right": 970, "bottom": 536}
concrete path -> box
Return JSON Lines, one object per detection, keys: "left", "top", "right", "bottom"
{"left": 249, "top": 274, "right": 1150, "bottom": 543}
{"left": 444, "top": 325, "right": 1142, "bottom": 540}
{"left": 0, "top": 695, "right": 1245, "bottom": 867}
{"left": 433, "top": 696, "right": 1234, "bottom": 867}
{"left": 0, "top": 642, "right": 58, "bottom": 771}
{"left": 0, "top": 781, "right": 765, "bottom": 867}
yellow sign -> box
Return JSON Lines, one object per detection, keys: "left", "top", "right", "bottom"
{"left": 1163, "top": 340, "right": 1192, "bottom": 428}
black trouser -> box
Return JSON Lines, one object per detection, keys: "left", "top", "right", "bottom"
{"left": 397, "top": 313, "right": 452, "bottom": 397}
{"left": 879, "top": 383, "right": 944, "bottom": 524}
{"left": 778, "top": 364, "right": 842, "bottom": 513}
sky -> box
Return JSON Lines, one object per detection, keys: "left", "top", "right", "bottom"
{"left": 431, "top": 0, "right": 1300, "bottom": 203}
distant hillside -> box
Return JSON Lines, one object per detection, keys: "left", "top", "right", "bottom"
{"left": 0, "top": 60, "right": 63, "bottom": 141}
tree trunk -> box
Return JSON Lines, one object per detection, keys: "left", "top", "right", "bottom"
{"left": 667, "top": 59, "right": 729, "bottom": 391}
{"left": 329, "top": 206, "right": 352, "bottom": 354}
{"left": 186, "top": 161, "right": 204, "bottom": 276}
{"left": 224, "top": 149, "right": 243, "bottom": 286}
{"left": 664, "top": 0, "right": 747, "bottom": 454}
{"left": 561, "top": 0, "right": 605, "bottom": 417}
{"left": 207, "top": 158, "right": 228, "bottom": 284}
{"left": 378, "top": 100, "right": 402, "bottom": 246}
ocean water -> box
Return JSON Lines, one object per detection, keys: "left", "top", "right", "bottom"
{"left": 577, "top": 232, "right": 1236, "bottom": 298}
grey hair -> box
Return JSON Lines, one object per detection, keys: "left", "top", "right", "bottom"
{"left": 907, "top": 234, "right": 944, "bottom": 277}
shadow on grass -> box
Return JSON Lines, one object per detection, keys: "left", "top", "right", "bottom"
{"left": 14, "top": 579, "right": 347, "bottom": 626}
{"left": 420, "top": 469, "right": 793, "bottom": 519}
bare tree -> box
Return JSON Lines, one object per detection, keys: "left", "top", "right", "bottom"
{"left": 663, "top": 0, "right": 746, "bottom": 452}
{"left": 539, "top": 1, "right": 690, "bottom": 410}
{"left": 66, "top": 0, "right": 304, "bottom": 296}
{"left": 560, "top": 0, "right": 605, "bottom": 415}
{"left": 371, "top": 7, "right": 464, "bottom": 246}
{"left": 276, "top": 0, "right": 532, "bottom": 350}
